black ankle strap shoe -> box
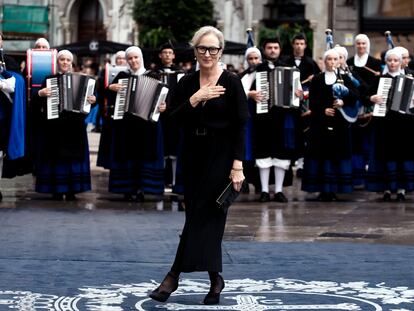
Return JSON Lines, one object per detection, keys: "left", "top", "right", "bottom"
{"left": 149, "top": 272, "right": 179, "bottom": 302}
{"left": 203, "top": 274, "right": 225, "bottom": 305}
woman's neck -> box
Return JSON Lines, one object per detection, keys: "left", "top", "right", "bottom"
{"left": 200, "top": 66, "right": 220, "bottom": 77}
{"left": 199, "top": 66, "right": 222, "bottom": 85}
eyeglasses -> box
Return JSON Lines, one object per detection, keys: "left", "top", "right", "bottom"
{"left": 196, "top": 46, "right": 221, "bottom": 55}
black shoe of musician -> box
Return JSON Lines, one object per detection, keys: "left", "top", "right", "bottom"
{"left": 383, "top": 192, "right": 391, "bottom": 202}
{"left": 65, "top": 193, "right": 77, "bottom": 201}
{"left": 203, "top": 274, "right": 225, "bottom": 305}
{"left": 397, "top": 193, "right": 405, "bottom": 202}
{"left": 330, "top": 193, "right": 338, "bottom": 201}
{"left": 124, "top": 194, "right": 134, "bottom": 201}
{"left": 317, "top": 192, "right": 332, "bottom": 202}
{"left": 273, "top": 192, "right": 288, "bottom": 203}
{"left": 52, "top": 193, "right": 64, "bottom": 201}
{"left": 149, "top": 272, "right": 179, "bottom": 302}
{"left": 136, "top": 191, "right": 145, "bottom": 202}
{"left": 259, "top": 192, "right": 270, "bottom": 202}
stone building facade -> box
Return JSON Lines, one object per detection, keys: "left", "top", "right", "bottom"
{"left": 2, "top": 0, "right": 413, "bottom": 66}
{"left": 2, "top": 0, "right": 136, "bottom": 52}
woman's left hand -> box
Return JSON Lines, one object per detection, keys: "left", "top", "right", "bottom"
{"left": 87, "top": 95, "right": 96, "bottom": 104}
{"left": 158, "top": 102, "right": 166, "bottom": 112}
{"left": 229, "top": 169, "right": 245, "bottom": 192}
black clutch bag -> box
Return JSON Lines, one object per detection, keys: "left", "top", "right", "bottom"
{"left": 216, "top": 180, "right": 244, "bottom": 213}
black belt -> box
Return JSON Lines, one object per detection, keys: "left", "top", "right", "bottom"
{"left": 194, "top": 127, "right": 230, "bottom": 137}
{"left": 195, "top": 127, "right": 208, "bottom": 136}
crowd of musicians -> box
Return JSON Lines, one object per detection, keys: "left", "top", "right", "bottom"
{"left": 1, "top": 30, "right": 414, "bottom": 204}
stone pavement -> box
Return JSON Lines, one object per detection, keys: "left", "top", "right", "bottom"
{"left": 0, "top": 132, "right": 413, "bottom": 310}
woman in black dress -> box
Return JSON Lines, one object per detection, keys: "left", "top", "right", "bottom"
{"left": 33, "top": 50, "right": 95, "bottom": 200}
{"left": 301, "top": 49, "right": 358, "bottom": 201}
{"left": 149, "top": 26, "right": 248, "bottom": 305}
{"left": 98, "top": 46, "right": 166, "bottom": 201}
{"left": 364, "top": 48, "right": 414, "bottom": 201}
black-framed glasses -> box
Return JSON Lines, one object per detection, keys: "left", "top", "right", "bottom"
{"left": 196, "top": 46, "right": 221, "bottom": 55}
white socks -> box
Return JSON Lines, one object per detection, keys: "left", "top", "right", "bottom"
{"left": 259, "top": 167, "right": 270, "bottom": 193}
{"left": 259, "top": 166, "right": 286, "bottom": 194}
{"left": 274, "top": 166, "right": 286, "bottom": 193}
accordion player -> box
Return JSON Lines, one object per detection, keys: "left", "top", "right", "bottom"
{"left": 158, "top": 69, "right": 185, "bottom": 90}
{"left": 373, "top": 75, "right": 414, "bottom": 117}
{"left": 113, "top": 74, "right": 169, "bottom": 122}
{"left": 255, "top": 66, "right": 301, "bottom": 114}
{"left": 46, "top": 72, "right": 96, "bottom": 120}
{"left": 104, "top": 63, "right": 128, "bottom": 88}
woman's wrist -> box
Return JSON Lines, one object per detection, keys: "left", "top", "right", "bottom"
{"left": 231, "top": 167, "right": 243, "bottom": 171}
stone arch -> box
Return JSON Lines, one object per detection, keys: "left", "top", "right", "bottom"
{"left": 61, "top": 0, "right": 110, "bottom": 43}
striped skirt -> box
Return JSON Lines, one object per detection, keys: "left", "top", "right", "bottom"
{"left": 301, "top": 158, "right": 353, "bottom": 193}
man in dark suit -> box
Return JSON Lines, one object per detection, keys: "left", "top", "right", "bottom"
{"left": 283, "top": 33, "right": 321, "bottom": 178}
{"left": 283, "top": 33, "right": 321, "bottom": 91}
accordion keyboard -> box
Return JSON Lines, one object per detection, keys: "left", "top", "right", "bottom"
{"left": 256, "top": 71, "right": 269, "bottom": 114}
{"left": 113, "top": 78, "right": 129, "bottom": 120}
{"left": 46, "top": 77, "right": 59, "bottom": 119}
{"left": 373, "top": 77, "right": 392, "bottom": 117}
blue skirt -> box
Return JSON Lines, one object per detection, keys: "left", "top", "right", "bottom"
{"left": 140, "top": 122, "right": 165, "bottom": 195}
{"left": 108, "top": 159, "right": 141, "bottom": 194}
{"left": 108, "top": 122, "right": 165, "bottom": 195}
{"left": 365, "top": 159, "right": 414, "bottom": 192}
{"left": 351, "top": 154, "right": 365, "bottom": 186}
{"left": 35, "top": 145, "right": 91, "bottom": 194}
{"left": 302, "top": 158, "right": 353, "bottom": 193}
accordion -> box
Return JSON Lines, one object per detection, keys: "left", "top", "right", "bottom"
{"left": 113, "top": 75, "right": 169, "bottom": 122}
{"left": 159, "top": 69, "right": 185, "bottom": 89}
{"left": 104, "top": 63, "right": 128, "bottom": 88}
{"left": 373, "top": 75, "right": 414, "bottom": 117}
{"left": 26, "top": 49, "right": 57, "bottom": 98}
{"left": 255, "top": 67, "right": 301, "bottom": 114}
{"left": 46, "top": 73, "right": 96, "bottom": 120}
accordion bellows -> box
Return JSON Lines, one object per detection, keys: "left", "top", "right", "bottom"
{"left": 113, "top": 75, "right": 169, "bottom": 122}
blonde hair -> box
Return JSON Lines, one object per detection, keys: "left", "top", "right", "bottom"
{"left": 190, "top": 26, "right": 225, "bottom": 49}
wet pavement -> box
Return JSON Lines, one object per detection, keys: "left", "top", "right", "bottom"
{"left": 0, "top": 132, "right": 413, "bottom": 310}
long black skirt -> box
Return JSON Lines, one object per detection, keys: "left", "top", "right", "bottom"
{"left": 171, "top": 130, "right": 233, "bottom": 273}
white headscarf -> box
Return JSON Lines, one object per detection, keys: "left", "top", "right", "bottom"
{"left": 354, "top": 34, "right": 370, "bottom": 67}
{"left": 393, "top": 46, "right": 409, "bottom": 58}
{"left": 323, "top": 49, "right": 339, "bottom": 85}
{"left": 334, "top": 45, "right": 348, "bottom": 62}
{"left": 382, "top": 48, "right": 404, "bottom": 76}
{"left": 57, "top": 49, "right": 73, "bottom": 72}
{"left": 57, "top": 49, "right": 73, "bottom": 62}
{"left": 125, "top": 46, "right": 146, "bottom": 75}
{"left": 115, "top": 50, "right": 126, "bottom": 59}
{"left": 243, "top": 47, "right": 262, "bottom": 69}
{"left": 35, "top": 37, "right": 50, "bottom": 49}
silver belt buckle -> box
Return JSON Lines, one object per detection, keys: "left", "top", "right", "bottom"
{"left": 196, "top": 128, "right": 207, "bottom": 136}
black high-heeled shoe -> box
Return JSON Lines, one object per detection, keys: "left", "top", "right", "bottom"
{"left": 149, "top": 272, "right": 179, "bottom": 302}
{"left": 203, "top": 274, "right": 225, "bottom": 305}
